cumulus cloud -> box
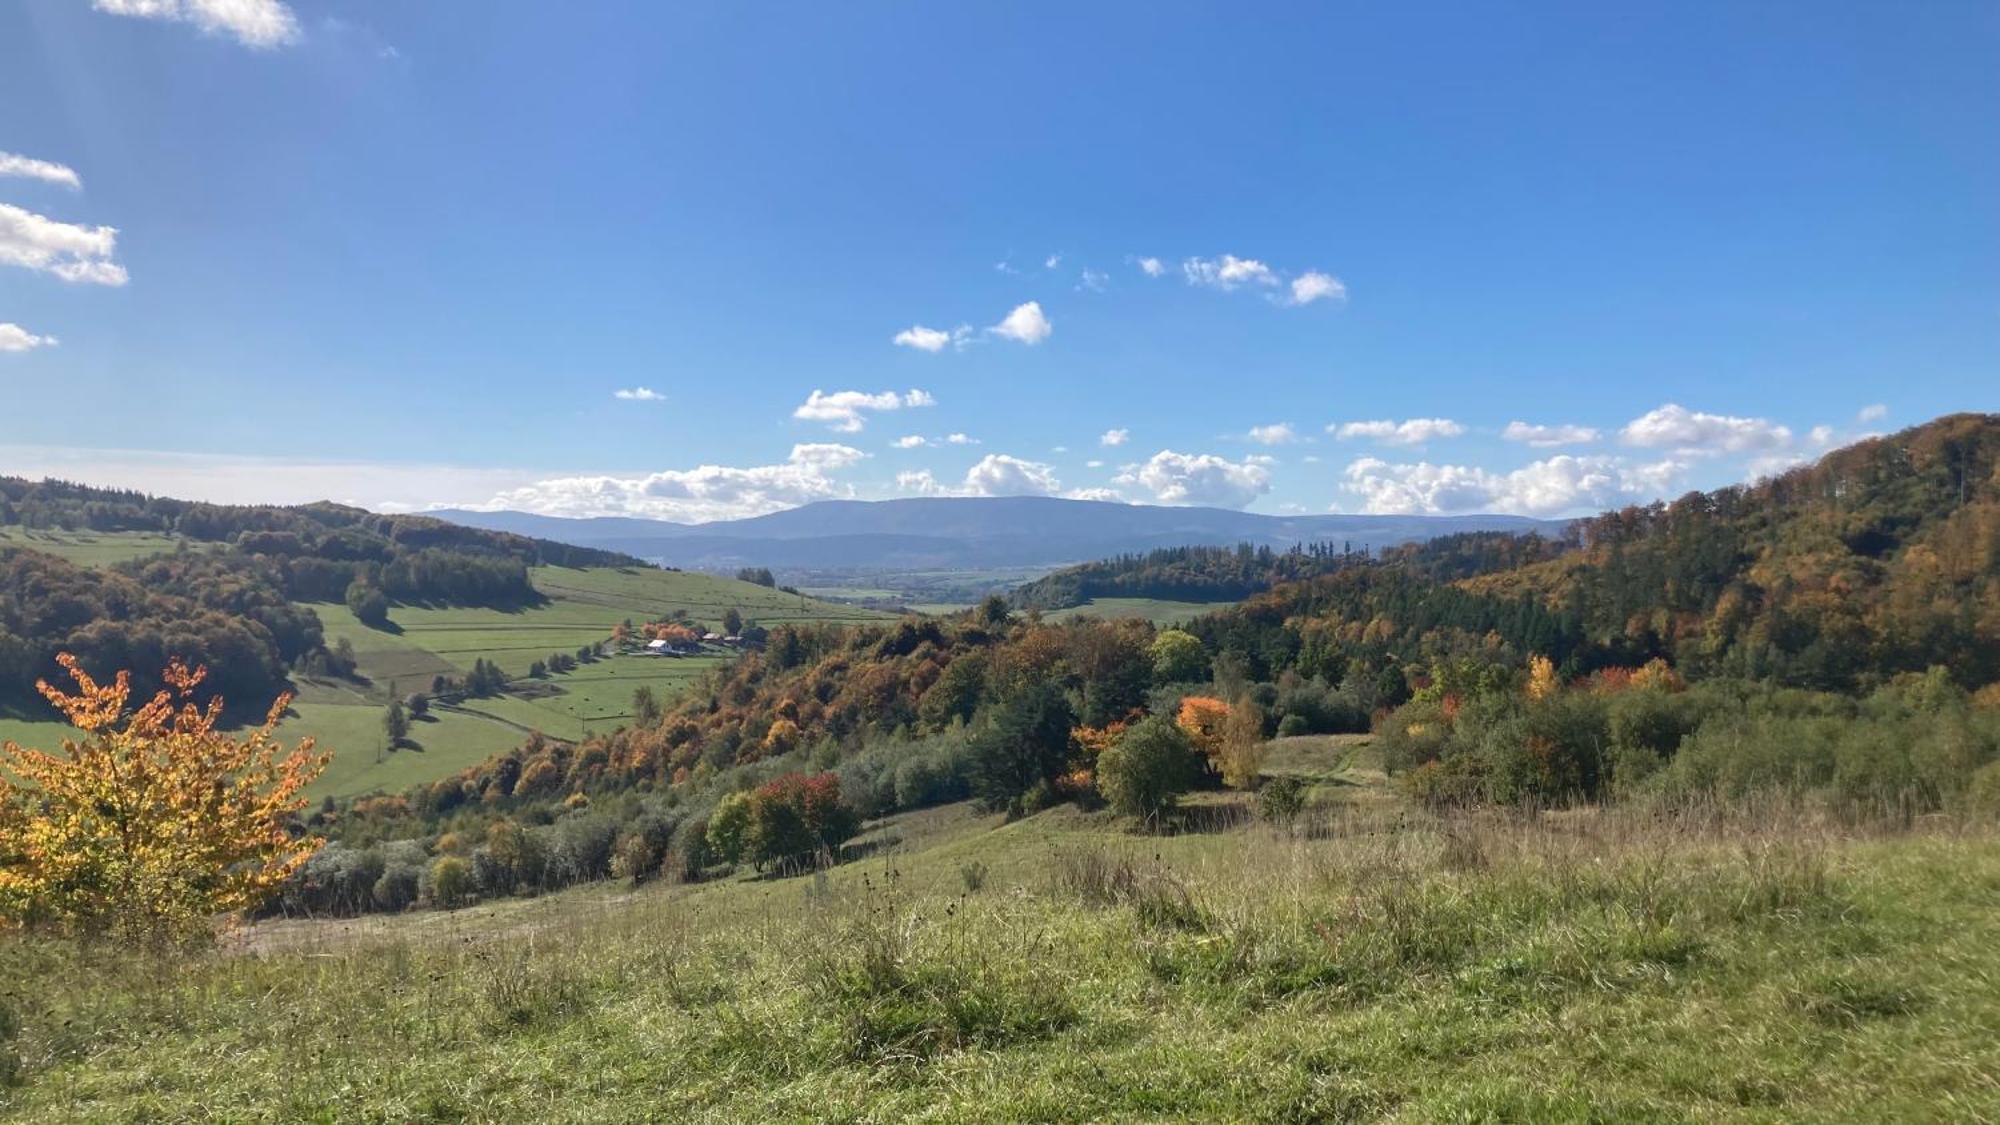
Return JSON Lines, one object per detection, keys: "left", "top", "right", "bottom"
{"left": 989, "top": 301, "right": 1052, "bottom": 345}
{"left": 966, "top": 454, "right": 1061, "bottom": 497}
{"left": 1857, "top": 403, "right": 1888, "bottom": 423}
{"left": 485, "top": 443, "right": 867, "bottom": 522}
{"left": 1502, "top": 421, "right": 1600, "bottom": 448}
{"left": 92, "top": 0, "right": 301, "bottom": 48}
{"left": 0, "top": 323, "right": 58, "bottom": 352}
{"left": 898, "top": 454, "right": 1062, "bottom": 498}
{"left": 1340, "top": 454, "right": 1683, "bottom": 517}
{"left": 1135, "top": 256, "right": 1165, "bottom": 277}
{"left": 1247, "top": 423, "right": 1299, "bottom": 445}
{"left": 1099, "top": 428, "right": 1129, "bottom": 447}
{"left": 1044, "top": 253, "right": 1062, "bottom": 270}
{"left": 891, "top": 435, "right": 930, "bottom": 449}
{"left": 1114, "top": 450, "right": 1272, "bottom": 509}
{"left": 1287, "top": 271, "right": 1346, "bottom": 305}
{"left": 1182, "top": 254, "right": 1278, "bottom": 291}
{"left": 946, "top": 432, "right": 978, "bottom": 445}
{"left": 1077, "top": 268, "right": 1108, "bottom": 293}
{"left": 0, "top": 153, "right": 81, "bottom": 190}
{"left": 0, "top": 203, "right": 129, "bottom": 286}
{"left": 1065, "top": 487, "right": 1125, "bottom": 503}
{"left": 613, "top": 387, "right": 664, "bottom": 402}
{"left": 1619, "top": 403, "right": 1791, "bottom": 455}
{"left": 792, "top": 388, "right": 935, "bottom": 432}
{"left": 1332, "top": 418, "right": 1466, "bottom": 446}
{"left": 892, "top": 324, "right": 971, "bottom": 352}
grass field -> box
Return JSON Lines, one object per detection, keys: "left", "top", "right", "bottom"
{"left": 0, "top": 528, "right": 182, "bottom": 567}
{"left": 3, "top": 738, "right": 1995, "bottom": 1121}
{"left": 276, "top": 566, "right": 887, "bottom": 799}
{"left": 1042, "top": 596, "right": 1235, "bottom": 626}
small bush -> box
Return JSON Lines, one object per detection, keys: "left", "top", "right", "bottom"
{"left": 1259, "top": 776, "right": 1307, "bottom": 826}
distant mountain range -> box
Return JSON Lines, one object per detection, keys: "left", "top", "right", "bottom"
{"left": 431, "top": 498, "right": 1565, "bottom": 572}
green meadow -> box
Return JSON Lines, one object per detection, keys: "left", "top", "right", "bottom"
{"left": 5, "top": 738, "right": 1995, "bottom": 1121}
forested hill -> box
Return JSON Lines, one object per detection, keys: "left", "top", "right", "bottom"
{"left": 0, "top": 478, "right": 643, "bottom": 571}
{"left": 1193, "top": 413, "right": 2000, "bottom": 692}
{"left": 0, "top": 478, "right": 649, "bottom": 715}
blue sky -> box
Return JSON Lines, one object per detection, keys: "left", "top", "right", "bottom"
{"left": 2, "top": 1, "right": 1995, "bottom": 521}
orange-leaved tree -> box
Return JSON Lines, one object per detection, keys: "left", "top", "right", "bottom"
{"left": 1175, "top": 696, "right": 1232, "bottom": 763}
{"left": 0, "top": 654, "right": 328, "bottom": 945}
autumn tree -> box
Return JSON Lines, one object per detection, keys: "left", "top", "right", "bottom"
{"left": 0, "top": 655, "right": 327, "bottom": 945}
{"left": 1217, "top": 694, "right": 1267, "bottom": 790}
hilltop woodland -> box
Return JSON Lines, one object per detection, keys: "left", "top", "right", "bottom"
{"left": 1009, "top": 540, "right": 1402, "bottom": 611}
{"left": 0, "top": 478, "right": 641, "bottom": 714}
{"left": 249, "top": 414, "right": 2000, "bottom": 920}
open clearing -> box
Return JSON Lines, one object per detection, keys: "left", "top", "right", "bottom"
{"left": 0, "top": 528, "right": 182, "bottom": 568}
{"left": 7, "top": 736, "right": 1996, "bottom": 1121}
{"left": 1042, "top": 596, "right": 1236, "bottom": 626}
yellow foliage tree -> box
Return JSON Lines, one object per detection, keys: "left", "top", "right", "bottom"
{"left": 1217, "top": 696, "right": 1267, "bottom": 791}
{"left": 1525, "top": 654, "right": 1560, "bottom": 702}
{"left": 0, "top": 655, "right": 327, "bottom": 945}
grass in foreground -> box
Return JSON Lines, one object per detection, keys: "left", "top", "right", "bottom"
{"left": 3, "top": 792, "right": 1995, "bottom": 1122}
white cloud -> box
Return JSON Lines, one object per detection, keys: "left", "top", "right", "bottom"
{"left": 965, "top": 453, "right": 1061, "bottom": 497}
{"left": 1340, "top": 454, "right": 1683, "bottom": 517}
{"left": 1044, "top": 253, "right": 1062, "bottom": 270}
{"left": 1099, "top": 428, "right": 1129, "bottom": 447}
{"left": 1077, "top": 268, "right": 1108, "bottom": 292}
{"left": 1808, "top": 425, "right": 1835, "bottom": 446}
{"left": 946, "top": 432, "right": 978, "bottom": 445}
{"left": 895, "top": 469, "right": 946, "bottom": 496}
{"left": 1065, "top": 487, "right": 1125, "bottom": 503}
{"left": 488, "top": 443, "right": 868, "bottom": 522}
{"left": 613, "top": 387, "right": 664, "bottom": 402}
{"left": 1247, "top": 423, "right": 1299, "bottom": 445}
{"left": 899, "top": 454, "right": 1062, "bottom": 498}
{"left": 892, "top": 323, "right": 972, "bottom": 352}
{"left": 1287, "top": 270, "right": 1346, "bottom": 306}
{"left": 0, "top": 203, "right": 129, "bottom": 286}
{"left": 0, "top": 323, "right": 59, "bottom": 352}
{"left": 1619, "top": 403, "right": 1791, "bottom": 455}
{"left": 1332, "top": 418, "right": 1467, "bottom": 446}
{"left": 989, "top": 301, "right": 1052, "bottom": 345}
{"left": 92, "top": 0, "right": 301, "bottom": 48}
{"left": 1135, "top": 256, "right": 1165, "bottom": 277}
{"left": 892, "top": 435, "right": 930, "bottom": 449}
{"left": 1114, "top": 450, "right": 1272, "bottom": 509}
{"left": 1085, "top": 459, "right": 1105, "bottom": 469}
{"left": 1857, "top": 403, "right": 1888, "bottom": 423}
{"left": 1183, "top": 254, "right": 1278, "bottom": 291}
{"left": 0, "top": 152, "right": 82, "bottom": 190}
{"left": 792, "top": 388, "right": 935, "bottom": 432}
{"left": 1502, "top": 421, "right": 1601, "bottom": 448}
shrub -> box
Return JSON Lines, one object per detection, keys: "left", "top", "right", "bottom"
{"left": 1097, "top": 716, "right": 1203, "bottom": 823}
{"left": 1258, "top": 776, "right": 1307, "bottom": 825}
{"left": 426, "top": 855, "right": 473, "bottom": 909}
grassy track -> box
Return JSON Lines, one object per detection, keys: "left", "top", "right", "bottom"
{"left": 3, "top": 748, "right": 1995, "bottom": 1121}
